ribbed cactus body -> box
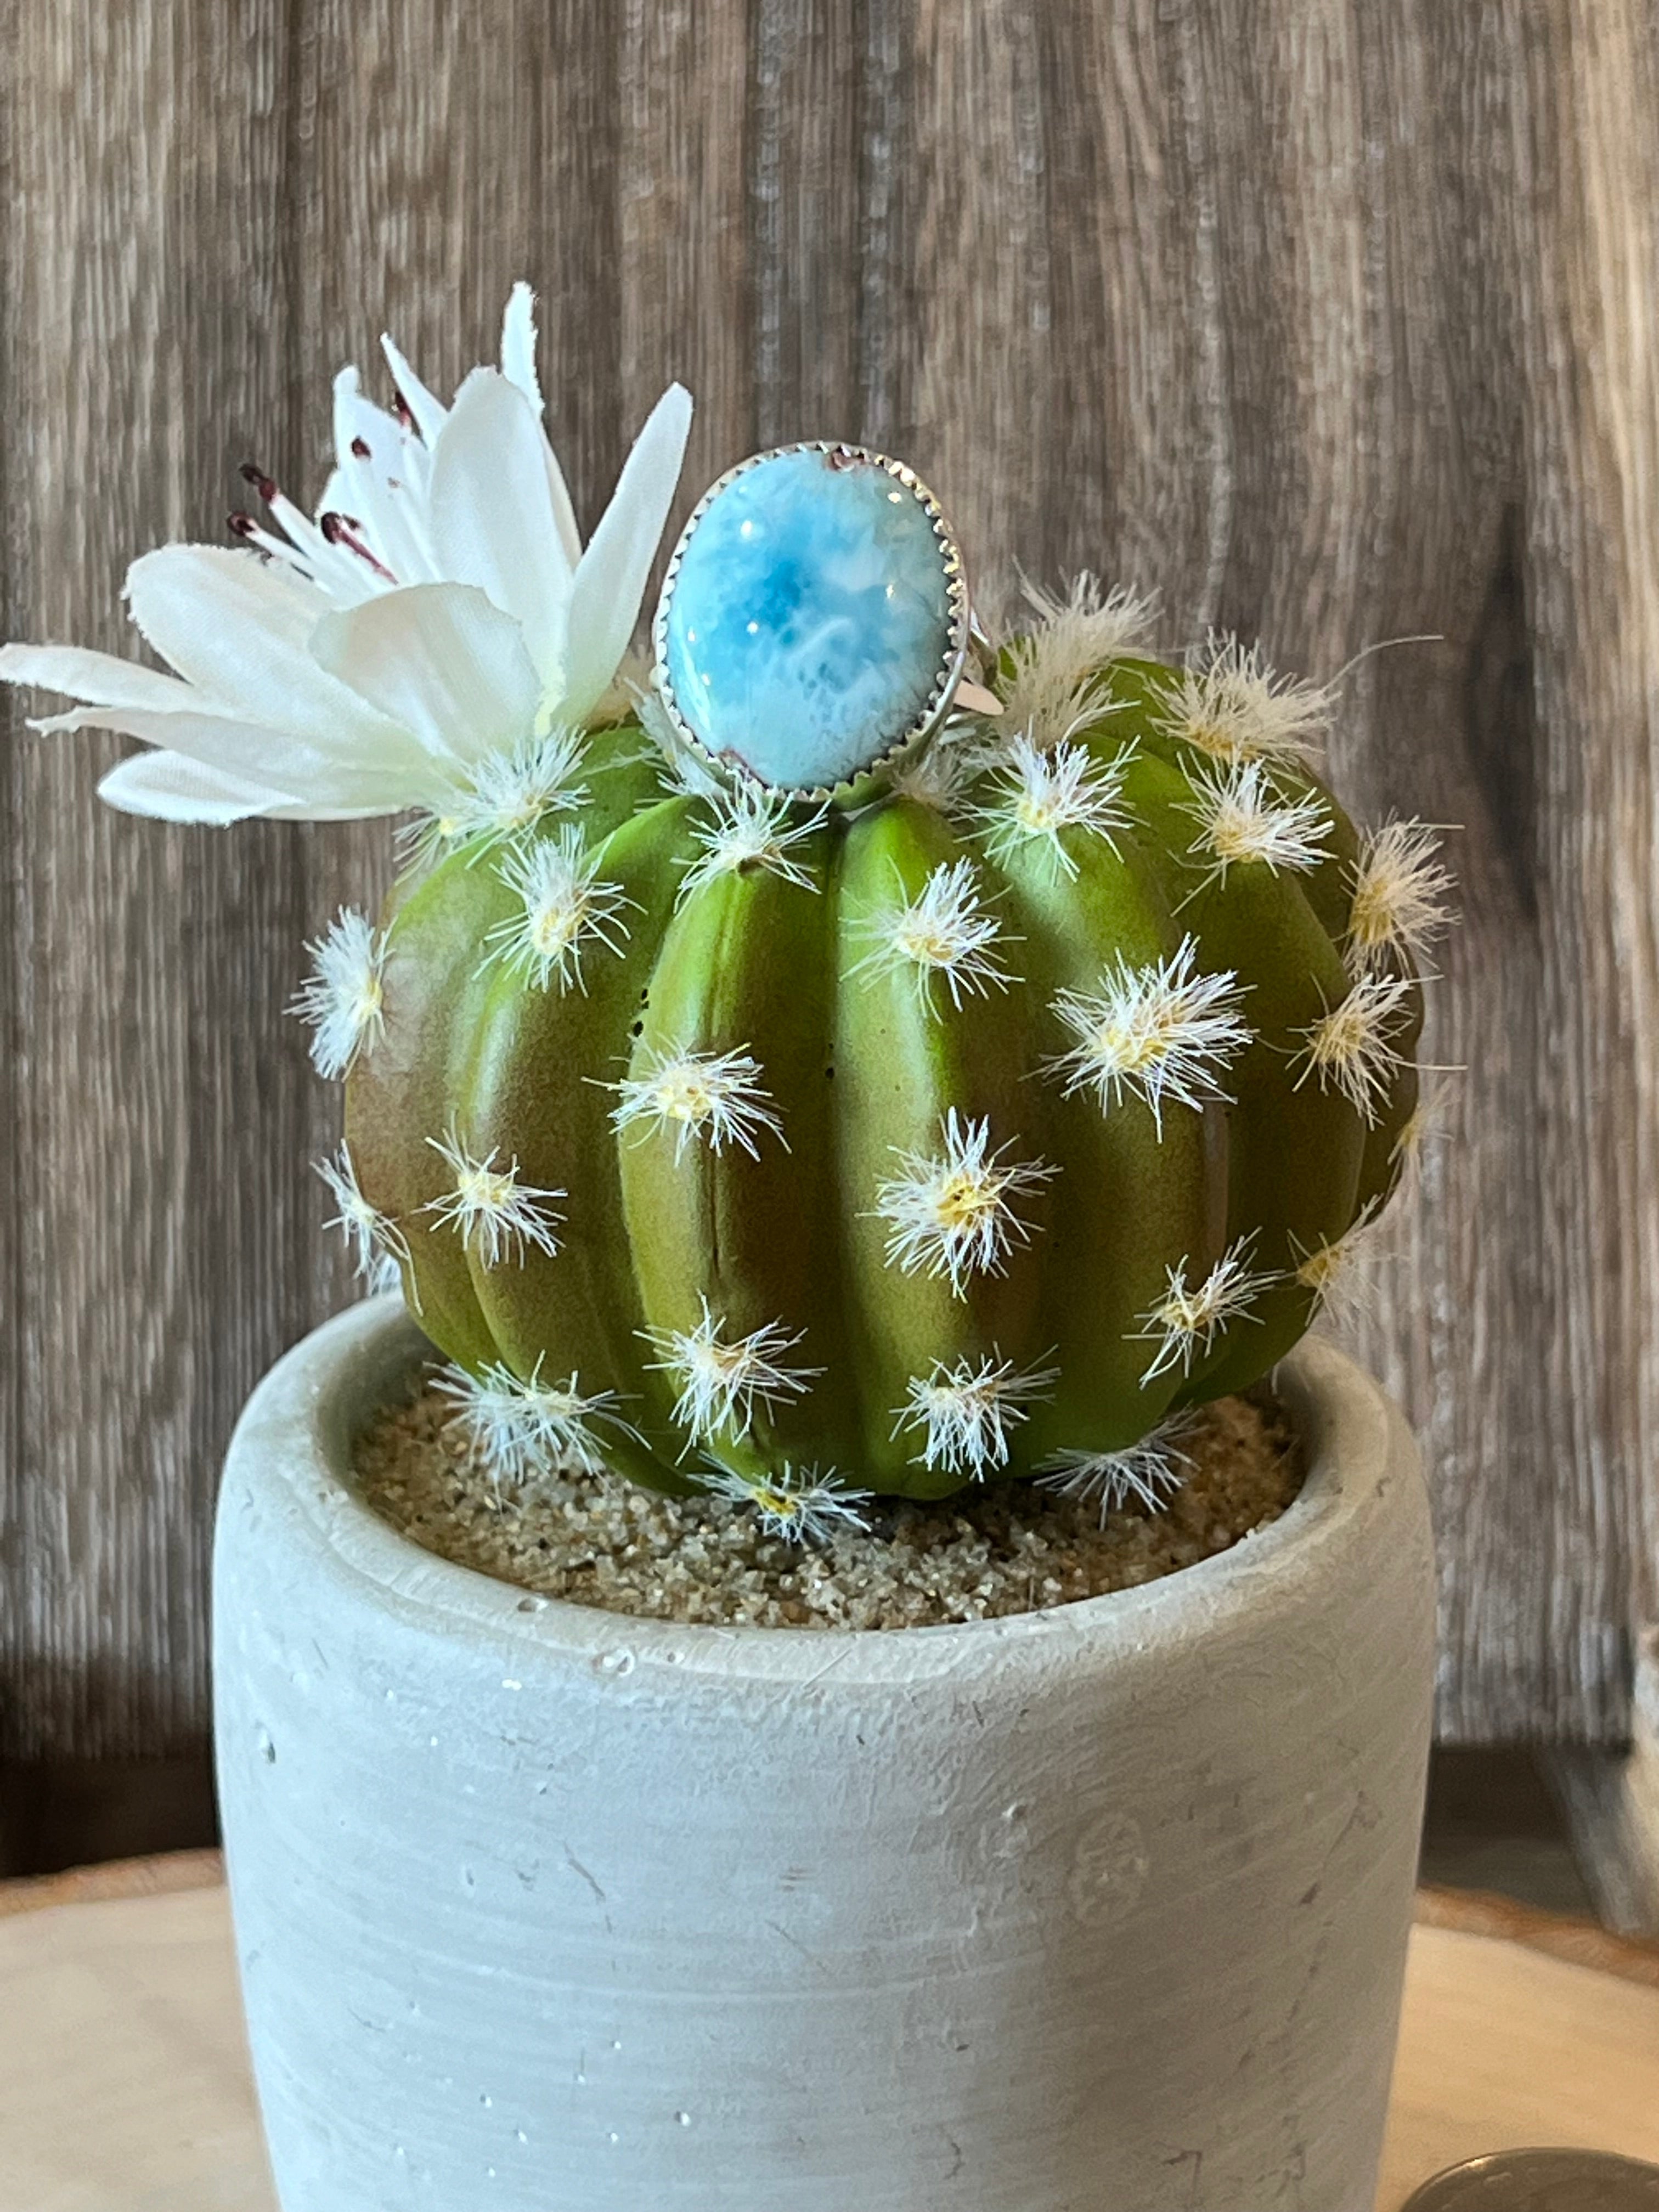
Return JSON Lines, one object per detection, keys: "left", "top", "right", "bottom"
{"left": 347, "top": 650, "right": 1419, "bottom": 1501}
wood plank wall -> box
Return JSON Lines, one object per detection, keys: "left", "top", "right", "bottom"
{"left": 3, "top": 1, "right": 1655, "bottom": 1759}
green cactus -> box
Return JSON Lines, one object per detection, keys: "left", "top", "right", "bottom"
{"left": 326, "top": 596, "right": 1443, "bottom": 1513}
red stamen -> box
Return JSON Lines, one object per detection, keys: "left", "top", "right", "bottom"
{"left": 351, "top": 435, "right": 371, "bottom": 460}
{"left": 240, "top": 461, "right": 279, "bottom": 503}
{"left": 228, "top": 511, "right": 258, "bottom": 538}
{"left": 391, "top": 390, "right": 415, "bottom": 432}
{"left": 320, "top": 511, "right": 397, "bottom": 584}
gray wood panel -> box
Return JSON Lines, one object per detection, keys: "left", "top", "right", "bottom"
{"left": 2, "top": 0, "right": 1651, "bottom": 1760}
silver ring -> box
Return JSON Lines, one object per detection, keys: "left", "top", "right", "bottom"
{"left": 651, "top": 441, "right": 972, "bottom": 806}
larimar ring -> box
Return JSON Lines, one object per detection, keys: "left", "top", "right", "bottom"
{"left": 652, "top": 441, "right": 993, "bottom": 805}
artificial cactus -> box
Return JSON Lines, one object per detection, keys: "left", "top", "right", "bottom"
{"left": 0, "top": 286, "right": 1448, "bottom": 1532}
{"left": 319, "top": 580, "right": 1445, "bottom": 1515}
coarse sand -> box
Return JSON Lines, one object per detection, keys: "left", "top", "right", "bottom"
{"left": 352, "top": 1375, "right": 1304, "bottom": 1631}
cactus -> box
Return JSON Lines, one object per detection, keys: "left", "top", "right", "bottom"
{"left": 326, "top": 590, "right": 1444, "bottom": 1513}
{"left": 0, "top": 281, "right": 1446, "bottom": 1528}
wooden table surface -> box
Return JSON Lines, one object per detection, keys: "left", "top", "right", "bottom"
{"left": 2, "top": 1858, "right": 1656, "bottom": 2211}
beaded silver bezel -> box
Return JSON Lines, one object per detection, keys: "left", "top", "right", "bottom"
{"left": 651, "top": 441, "right": 972, "bottom": 806}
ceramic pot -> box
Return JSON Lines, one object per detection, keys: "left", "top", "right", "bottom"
{"left": 214, "top": 1294, "right": 1435, "bottom": 2212}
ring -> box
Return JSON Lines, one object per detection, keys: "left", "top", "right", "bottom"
{"left": 652, "top": 441, "right": 984, "bottom": 805}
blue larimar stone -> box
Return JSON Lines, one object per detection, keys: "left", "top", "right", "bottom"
{"left": 659, "top": 447, "right": 957, "bottom": 791}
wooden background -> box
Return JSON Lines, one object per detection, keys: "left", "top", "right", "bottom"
{"left": 3, "top": 0, "right": 1657, "bottom": 1776}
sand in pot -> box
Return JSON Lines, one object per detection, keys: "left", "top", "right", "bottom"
{"left": 352, "top": 1375, "right": 1302, "bottom": 1630}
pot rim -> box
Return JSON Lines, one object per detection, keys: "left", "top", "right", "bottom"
{"left": 221, "top": 1294, "right": 1413, "bottom": 1690}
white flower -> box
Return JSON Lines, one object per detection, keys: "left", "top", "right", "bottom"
{"left": 640, "top": 1297, "right": 820, "bottom": 1442}
{"left": 481, "top": 826, "right": 634, "bottom": 994}
{"left": 873, "top": 1110, "right": 1057, "bottom": 1297}
{"left": 676, "top": 782, "right": 826, "bottom": 905}
{"left": 1036, "top": 1412, "right": 1199, "bottom": 1521}
{"left": 850, "top": 857, "right": 1017, "bottom": 1013}
{"left": 420, "top": 1127, "right": 565, "bottom": 1266}
{"left": 1044, "top": 937, "right": 1251, "bottom": 1135}
{"left": 433, "top": 1356, "right": 633, "bottom": 1482}
{"left": 893, "top": 1351, "right": 1058, "bottom": 1479}
{"left": 290, "top": 906, "right": 387, "bottom": 1077}
{"left": 0, "top": 284, "right": 692, "bottom": 824}
{"left": 1132, "top": 1235, "right": 1277, "bottom": 1382}
{"left": 695, "top": 1463, "right": 872, "bottom": 1545}
{"left": 607, "top": 1045, "right": 786, "bottom": 1161}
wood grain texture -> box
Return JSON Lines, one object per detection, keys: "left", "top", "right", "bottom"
{"left": 2, "top": 1875, "right": 1657, "bottom": 2207}
{"left": 2, "top": 0, "right": 1656, "bottom": 1765}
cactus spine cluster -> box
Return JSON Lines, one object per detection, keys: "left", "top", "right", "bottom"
{"left": 314, "top": 586, "right": 1442, "bottom": 1518}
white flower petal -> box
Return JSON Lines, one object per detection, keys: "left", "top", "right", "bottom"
{"left": 0, "top": 642, "right": 201, "bottom": 716}
{"left": 124, "top": 546, "right": 410, "bottom": 754}
{"left": 559, "top": 382, "right": 692, "bottom": 724}
{"left": 499, "top": 283, "right": 583, "bottom": 571}
{"left": 428, "top": 368, "right": 575, "bottom": 691}
{"left": 36, "top": 703, "right": 431, "bottom": 812}
{"left": 500, "top": 281, "right": 544, "bottom": 417}
{"left": 97, "top": 748, "right": 302, "bottom": 823}
{"left": 380, "top": 330, "right": 449, "bottom": 446}
{"left": 331, "top": 368, "right": 412, "bottom": 468}
{"left": 309, "top": 581, "right": 541, "bottom": 769}
{"left": 330, "top": 367, "right": 440, "bottom": 585}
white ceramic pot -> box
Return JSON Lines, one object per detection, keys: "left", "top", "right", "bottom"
{"left": 215, "top": 1295, "right": 1435, "bottom": 2212}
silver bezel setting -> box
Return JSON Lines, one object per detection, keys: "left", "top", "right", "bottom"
{"left": 651, "top": 440, "right": 972, "bottom": 806}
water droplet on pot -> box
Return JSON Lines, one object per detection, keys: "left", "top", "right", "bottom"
{"left": 256, "top": 1726, "right": 276, "bottom": 1765}
{"left": 676, "top": 2110, "right": 693, "bottom": 2127}
{"left": 596, "top": 1649, "right": 636, "bottom": 1677}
